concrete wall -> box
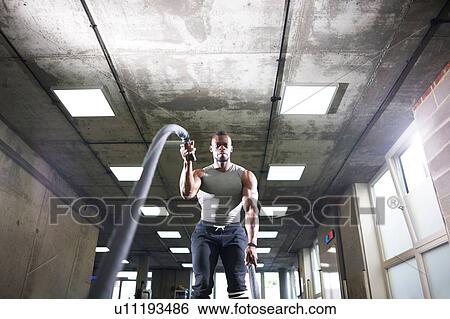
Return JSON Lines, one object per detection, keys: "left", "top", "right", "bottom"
{"left": 413, "top": 62, "right": 450, "bottom": 239}
{"left": 337, "top": 188, "right": 368, "bottom": 298}
{"left": 151, "top": 269, "right": 191, "bottom": 299}
{"left": 0, "top": 119, "right": 99, "bottom": 298}
{"left": 353, "top": 184, "right": 387, "bottom": 298}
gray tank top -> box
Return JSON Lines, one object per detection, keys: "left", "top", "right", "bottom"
{"left": 197, "top": 163, "right": 245, "bottom": 225}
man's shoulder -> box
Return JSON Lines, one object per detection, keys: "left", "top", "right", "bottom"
{"left": 233, "top": 163, "right": 248, "bottom": 172}
{"left": 193, "top": 168, "right": 205, "bottom": 178}
{"left": 238, "top": 166, "right": 257, "bottom": 181}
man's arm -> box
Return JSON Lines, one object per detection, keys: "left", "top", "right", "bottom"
{"left": 179, "top": 142, "right": 202, "bottom": 199}
{"left": 242, "top": 170, "right": 259, "bottom": 264}
{"left": 179, "top": 164, "right": 202, "bottom": 199}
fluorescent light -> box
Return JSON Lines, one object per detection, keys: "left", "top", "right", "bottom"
{"left": 121, "top": 260, "right": 129, "bottom": 264}
{"left": 261, "top": 206, "right": 288, "bottom": 217}
{"left": 110, "top": 166, "right": 143, "bottom": 181}
{"left": 157, "top": 231, "right": 181, "bottom": 238}
{"left": 53, "top": 88, "right": 115, "bottom": 117}
{"left": 320, "top": 263, "right": 330, "bottom": 268}
{"left": 327, "top": 247, "right": 336, "bottom": 253}
{"left": 117, "top": 271, "right": 152, "bottom": 279}
{"left": 267, "top": 165, "right": 305, "bottom": 181}
{"left": 182, "top": 263, "right": 193, "bottom": 268}
{"left": 258, "top": 231, "right": 279, "bottom": 238}
{"left": 141, "top": 206, "right": 169, "bottom": 217}
{"left": 256, "top": 263, "right": 264, "bottom": 268}
{"left": 170, "top": 247, "right": 190, "bottom": 254}
{"left": 95, "top": 246, "right": 109, "bottom": 253}
{"left": 256, "top": 248, "right": 271, "bottom": 254}
{"left": 117, "top": 271, "right": 136, "bottom": 279}
{"left": 280, "top": 84, "right": 337, "bottom": 115}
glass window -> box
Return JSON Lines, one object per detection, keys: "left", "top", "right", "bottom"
{"left": 294, "top": 271, "right": 300, "bottom": 298}
{"left": 422, "top": 244, "right": 450, "bottom": 298}
{"left": 399, "top": 136, "right": 428, "bottom": 194}
{"left": 396, "top": 137, "right": 445, "bottom": 240}
{"left": 120, "top": 281, "right": 136, "bottom": 299}
{"left": 387, "top": 259, "right": 423, "bottom": 298}
{"left": 373, "top": 170, "right": 413, "bottom": 259}
{"left": 321, "top": 271, "right": 342, "bottom": 299}
{"left": 112, "top": 280, "right": 121, "bottom": 299}
{"left": 264, "top": 272, "right": 280, "bottom": 299}
{"left": 403, "top": 177, "right": 445, "bottom": 240}
{"left": 311, "top": 242, "right": 322, "bottom": 295}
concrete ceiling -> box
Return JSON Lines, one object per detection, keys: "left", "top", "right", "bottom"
{"left": 0, "top": 0, "right": 449, "bottom": 272}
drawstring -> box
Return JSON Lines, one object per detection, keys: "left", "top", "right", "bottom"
{"left": 213, "top": 225, "right": 225, "bottom": 231}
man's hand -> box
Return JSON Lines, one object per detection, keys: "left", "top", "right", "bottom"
{"left": 180, "top": 140, "right": 196, "bottom": 163}
{"left": 245, "top": 245, "right": 258, "bottom": 265}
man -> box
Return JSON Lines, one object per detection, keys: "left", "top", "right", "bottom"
{"left": 179, "top": 130, "right": 259, "bottom": 299}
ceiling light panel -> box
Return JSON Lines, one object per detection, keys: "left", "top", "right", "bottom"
{"left": 141, "top": 206, "right": 169, "bottom": 217}
{"left": 267, "top": 165, "right": 305, "bottom": 181}
{"left": 170, "top": 247, "right": 190, "bottom": 254}
{"left": 280, "top": 85, "right": 337, "bottom": 115}
{"left": 53, "top": 88, "right": 115, "bottom": 117}
{"left": 260, "top": 207, "right": 288, "bottom": 217}
{"left": 157, "top": 231, "right": 181, "bottom": 238}
{"left": 110, "top": 166, "right": 143, "bottom": 181}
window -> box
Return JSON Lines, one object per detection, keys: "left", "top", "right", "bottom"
{"left": 370, "top": 122, "right": 449, "bottom": 299}
{"left": 422, "top": 243, "right": 450, "bottom": 298}
{"left": 311, "top": 241, "right": 322, "bottom": 297}
{"left": 387, "top": 259, "right": 424, "bottom": 298}
{"left": 263, "top": 272, "right": 280, "bottom": 299}
{"left": 372, "top": 170, "right": 413, "bottom": 259}
{"left": 398, "top": 136, "right": 428, "bottom": 193}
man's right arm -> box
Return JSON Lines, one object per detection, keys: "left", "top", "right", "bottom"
{"left": 179, "top": 141, "right": 202, "bottom": 199}
{"left": 179, "top": 163, "right": 202, "bottom": 199}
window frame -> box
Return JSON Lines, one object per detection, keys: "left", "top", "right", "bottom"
{"left": 369, "top": 122, "right": 448, "bottom": 299}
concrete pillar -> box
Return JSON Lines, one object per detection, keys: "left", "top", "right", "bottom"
{"left": 135, "top": 256, "right": 150, "bottom": 298}
{"left": 260, "top": 272, "right": 265, "bottom": 299}
{"left": 279, "top": 269, "right": 289, "bottom": 299}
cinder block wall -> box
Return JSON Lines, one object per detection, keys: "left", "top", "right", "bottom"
{"left": 413, "top": 61, "right": 450, "bottom": 238}
{"left": 0, "top": 119, "right": 99, "bottom": 298}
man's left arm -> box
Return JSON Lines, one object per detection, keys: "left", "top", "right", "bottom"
{"left": 242, "top": 170, "right": 259, "bottom": 265}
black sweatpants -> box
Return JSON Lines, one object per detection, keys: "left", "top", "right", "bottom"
{"left": 191, "top": 220, "right": 248, "bottom": 299}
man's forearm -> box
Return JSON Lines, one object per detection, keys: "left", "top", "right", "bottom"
{"left": 244, "top": 200, "right": 259, "bottom": 245}
{"left": 179, "top": 161, "right": 195, "bottom": 198}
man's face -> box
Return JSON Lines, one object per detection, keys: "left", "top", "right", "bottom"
{"left": 210, "top": 135, "right": 233, "bottom": 163}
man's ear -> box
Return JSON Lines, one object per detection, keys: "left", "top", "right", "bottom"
{"left": 209, "top": 145, "right": 213, "bottom": 153}
{"left": 230, "top": 145, "right": 233, "bottom": 153}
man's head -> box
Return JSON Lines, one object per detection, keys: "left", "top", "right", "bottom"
{"left": 210, "top": 130, "right": 233, "bottom": 163}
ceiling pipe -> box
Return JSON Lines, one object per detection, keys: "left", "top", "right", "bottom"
{"left": 260, "top": 0, "right": 293, "bottom": 178}
{"left": 80, "top": 0, "right": 173, "bottom": 199}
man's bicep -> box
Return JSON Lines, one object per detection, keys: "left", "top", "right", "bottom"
{"left": 191, "top": 169, "right": 203, "bottom": 194}
{"left": 242, "top": 171, "right": 258, "bottom": 200}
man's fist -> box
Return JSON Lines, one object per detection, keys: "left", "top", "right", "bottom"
{"left": 180, "top": 140, "right": 196, "bottom": 162}
{"left": 245, "top": 245, "right": 258, "bottom": 265}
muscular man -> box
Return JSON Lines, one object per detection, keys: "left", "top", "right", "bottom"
{"left": 179, "top": 130, "right": 259, "bottom": 299}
